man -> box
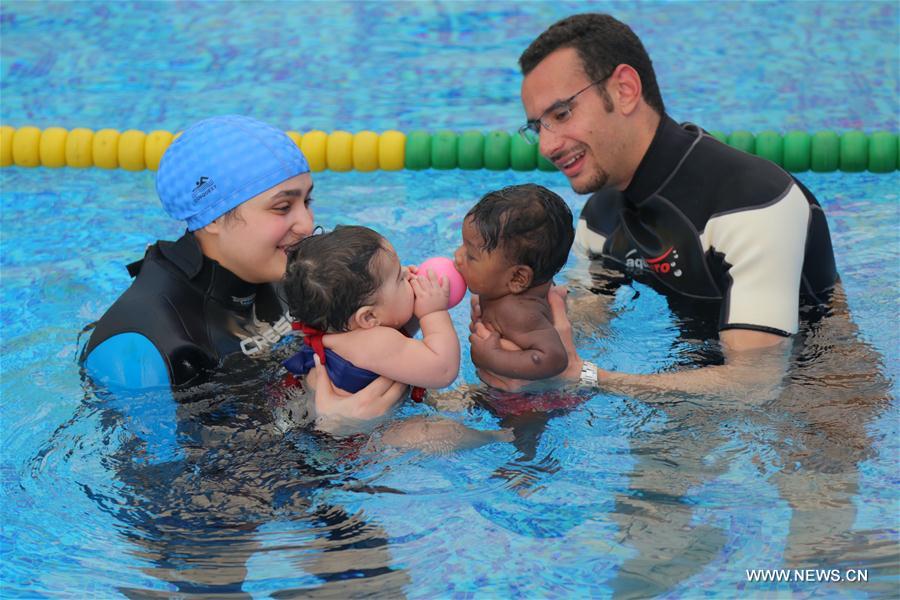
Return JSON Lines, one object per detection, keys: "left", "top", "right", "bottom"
{"left": 474, "top": 13, "right": 838, "bottom": 395}
{"left": 469, "top": 16, "right": 889, "bottom": 596}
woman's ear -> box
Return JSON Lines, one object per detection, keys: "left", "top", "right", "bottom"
{"left": 201, "top": 218, "right": 222, "bottom": 235}
{"left": 507, "top": 265, "right": 534, "bottom": 294}
{"left": 351, "top": 305, "right": 379, "bottom": 330}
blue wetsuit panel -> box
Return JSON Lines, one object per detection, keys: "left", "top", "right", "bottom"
{"left": 84, "top": 333, "right": 170, "bottom": 389}
{"left": 84, "top": 333, "right": 183, "bottom": 463}
{"left": 283, "top": 345, "right": 379, "bottom": 393}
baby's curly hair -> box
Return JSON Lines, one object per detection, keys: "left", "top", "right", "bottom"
{"left": 466, "top": 184, "right": 574, "bottom": 286}
{"left": 283, "top": 225, "right": 386, "bottom": 332}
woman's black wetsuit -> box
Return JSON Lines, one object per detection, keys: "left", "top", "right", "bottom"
{"left": 82, "top": 232, "right": 293, "bottom": 389}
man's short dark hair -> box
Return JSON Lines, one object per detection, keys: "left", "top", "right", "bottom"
{"left": 519, "top": 13, "right": 665, "bottom": 116}
{"left": 283, "top": 225, "right": 385, "bottom": 332}
{"left": 466, "top": 184, "right": 574, "bottom": 287}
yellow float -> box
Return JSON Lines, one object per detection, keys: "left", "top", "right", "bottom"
{"left": 300, "top": 130, "right": 327, "bottom": 172}
{"left": 378, "top": 130, "right": 405, "bottom": 170}
{"left": 92, "top": 129, "right": 120, "bottom": 169}
{"left": 352, "top": 131, "right": 379, "bottom": 172}
{"left": 12, "top": 126, "right": 42, "bottom": 167}
{"left": 144, "top": 130, "right": 173, "bottom": 171}
{"left": 39, "top": 127, "right": 68, "bottom": 168}
{"left": 326, "top": 130, "right": 353, "bottom": 172}
{"left": 0, "top": 125, "right": 14, "bottom": 167}
{"left": 118, "top": 129, "right": 147, "bottom": 171}
{"left": 66, "top": 128, "right": 94, "bottom": 168}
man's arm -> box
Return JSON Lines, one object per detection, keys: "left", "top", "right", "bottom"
{"left": 594, "top": 330, "right": 790, "bottom": 401}
{"left": 478, "top": 289, "right": 792, "bottom": 401}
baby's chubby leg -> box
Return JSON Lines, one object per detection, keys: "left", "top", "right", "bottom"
{"left": 376, "top": 415, "right": 513, "bottom": 454}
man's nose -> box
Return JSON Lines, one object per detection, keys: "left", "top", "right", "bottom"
{"left": 539, "top": 127, "right": 563, "bottom": 162}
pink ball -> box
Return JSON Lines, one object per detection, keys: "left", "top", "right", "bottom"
{"left": 418, "top": 256, "right": 467, "bottom": 308}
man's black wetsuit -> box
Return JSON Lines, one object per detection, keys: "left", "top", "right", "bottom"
{"left": 82, "top": 232, "right": 293, "bottom": 388}
{"left": 575, "top": 115, "right": 838, "bottom": 337}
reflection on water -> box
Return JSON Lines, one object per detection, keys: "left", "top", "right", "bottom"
{"left": 31, "top": 355, "right": 412, "bottom": 597}
{"left": 598, "top": 284, "right": 896, "bottom": 597}
{"left": 24, "top": 284, "right": 896, "bottom": 597}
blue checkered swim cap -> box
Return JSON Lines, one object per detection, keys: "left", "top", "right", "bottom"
{"left": 156, "top": 115, "right": 310, "bottom": 231}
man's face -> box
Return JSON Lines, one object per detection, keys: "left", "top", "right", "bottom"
{"left": 521, "top": 47, "right": 624, "bottom": 194}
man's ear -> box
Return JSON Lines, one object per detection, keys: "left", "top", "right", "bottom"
{"left": 351, "top": 305, "right": 379, "bottom": 330}
{"left": 612, "top": 63, "right": 643, "bottom": 116}
{"left": 507, "top": 265, "right": 534, "bottom": 294}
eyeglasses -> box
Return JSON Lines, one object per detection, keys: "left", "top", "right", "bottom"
{"left": 518, "top": 72, "right": 615, "bottom": 145}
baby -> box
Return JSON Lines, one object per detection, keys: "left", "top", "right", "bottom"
{"left": 282, "top": 225, "right": 460, "bottom": 423}
{"left": 455, "top": 183, "right": 575, "bottom": 381}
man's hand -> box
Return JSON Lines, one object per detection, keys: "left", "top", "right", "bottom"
{"left": 472, "top": 285, "right": 585, "bottom": 392}
{"left": 547, "top": 286, "right": 585, "bottom": 382}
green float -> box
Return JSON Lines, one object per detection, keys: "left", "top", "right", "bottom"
{"left": 727, "top": 130, "right": 755, "bottom": 155}
{"left": 839, "top": 131, "right": 868, "bottom": 172}
{"left": 483, "top": 131, "right": 511, "bottom": 171}
{"left": 404, "top": 131, "right": 431, "bottom": 170}
{"left": 2, "top": 123, "right": 896, "bottom": 173}
{"left": 754, "top": 131, "right": 783, "bottom": 166}
{"left": 537, "top": 152, "right": 557, "bottom": 172}
{"left": 431, "top": 131, "right": 458, "bottom": 170}
{"left": 457, "top": 131, "right": 484, "bottom": 170}
{"left": 510, "top": 134, "right": 537, "bottom": 171}
{"left": 867, "top": 131, "right": 898, "bottom": 173}
{"left": 708, "top": 130, "right": 728, "bottom": 144}
{"left": 810, "top": 131, "right": 840, "bottom": 172}
{"left": 783, "top": 131, "right": 811, "bottom": 172}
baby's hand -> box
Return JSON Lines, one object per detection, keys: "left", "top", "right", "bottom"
{"left": 412, "top": 268, "right": 450, "bottom": 318}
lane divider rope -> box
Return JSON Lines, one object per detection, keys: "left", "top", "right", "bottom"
{"left": 0, "top": 125, "right": 897, "bottom": 173}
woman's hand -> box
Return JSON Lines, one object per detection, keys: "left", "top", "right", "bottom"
{"left": 311, "top": 355, "right": 408, "bottom": 420}
{"left": 412, "top": 268, "right": 450, "bottom": 318}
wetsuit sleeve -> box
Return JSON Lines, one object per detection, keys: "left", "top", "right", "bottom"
{"left": 83, "top": 332, "right": 171, "bottom": 389}
{"left": 574, "top": 217, "right": 607, "bottom": 258}
{"left": 84, "top": 333, "right": 184, "bottom": 464}
{"left": 700, "top": 183, "right": 811, "bottom": 336}
{"left": 573, "top": 188, "right": 622, "bottom": 258}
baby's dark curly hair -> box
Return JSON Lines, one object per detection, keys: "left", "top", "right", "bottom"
{"left": 283, "top": 225, "right": 386, "bottom": 332}
{"left": 466, "top": 184, "right": 574, "bottom": 286}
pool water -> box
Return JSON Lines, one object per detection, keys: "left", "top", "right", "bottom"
{"left": 2, "top": 1, "right": 898, "bottom": 598}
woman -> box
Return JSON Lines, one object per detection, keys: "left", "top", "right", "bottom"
{"left": 82, "top": 114, "right": 403, "bottom": 406}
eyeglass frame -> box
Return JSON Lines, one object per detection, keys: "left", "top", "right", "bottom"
{"left": 517, "top": 70, "right": 616, "bottom": 145}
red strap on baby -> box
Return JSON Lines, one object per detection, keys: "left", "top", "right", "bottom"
{"left": 291, "top": 321, "right": 327, "bottom": 365}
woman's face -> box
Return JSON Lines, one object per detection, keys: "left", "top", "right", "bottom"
{"left": 202, "top": 173, "right": 315, "bottom": 283}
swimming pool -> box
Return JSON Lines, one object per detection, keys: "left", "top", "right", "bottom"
{"left": 2, "top": 1, "right": 898, "bottom": 597}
